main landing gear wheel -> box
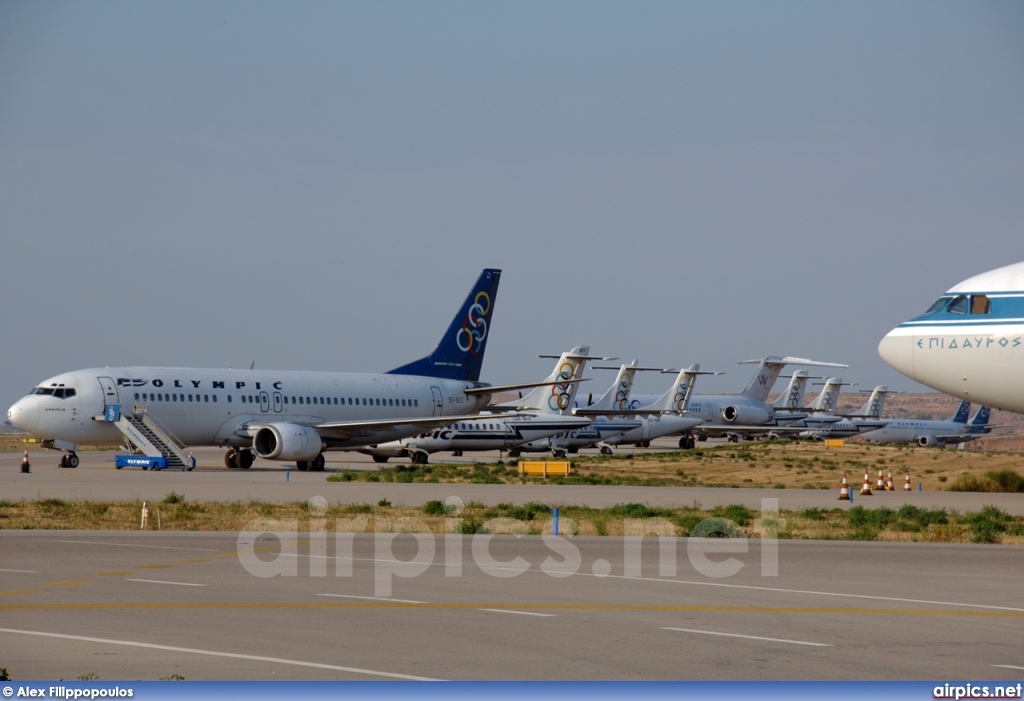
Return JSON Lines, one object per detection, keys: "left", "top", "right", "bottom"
{"left": 600, "top": 445, "right": 613, "bottom": 455}
{"left": 411, "top": 451, "right": 429, "bottom": 465}
{"left": 296, "top": 461, "right": 309, "bottom": 471}
{"left": 372, "top": 455, "right": 390, "bottom": 464}
{"left": 678, "top": 436, "right": 696, "bottom": 450}
{"left": 60, "top": 453, "right": 79, "bottom": 468}
{"left": 226, "top": 449, "right": 255, "bottom": 469}
{"left": 507, "top": 449, "right": 521, "bottom": 458}
{"left": 310, "top": 454, "right": 325, "bottom": 472}
{"left": 552, "top": 449, "right": 568, "bottom": 459}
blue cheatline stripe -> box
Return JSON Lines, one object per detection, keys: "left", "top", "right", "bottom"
{"left": 901, "top": 319, "right": 1024, "bottom": 327}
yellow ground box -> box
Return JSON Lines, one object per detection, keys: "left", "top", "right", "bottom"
{"left": 824, "top": 439, "right": 846, "bottom": 448}
{"left": 518, "top": 460, "right": 573, "bottom": 476}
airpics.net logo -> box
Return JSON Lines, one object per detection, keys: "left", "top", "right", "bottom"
{"left": 234, "top": 497, "right": 784, "bottom": 598}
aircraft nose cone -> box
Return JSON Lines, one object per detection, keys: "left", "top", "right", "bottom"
{"left": 878, "top": 328, "right": 914, "bottom": 379}
{"left": 7, "top": 396, "right": 40, "bottom": 434}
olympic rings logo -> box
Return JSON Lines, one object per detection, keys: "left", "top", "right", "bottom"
{"left": 455, "top": 292, "right": 491, "bottom": 354}
{"left": 614, "top": 373, "right": 634, "bottom": 410}
{"left": 548, "top": 361, "right": 576, "bottom": 411}
{"left": 673, "top": 381, "right": 690, "bottom": 412}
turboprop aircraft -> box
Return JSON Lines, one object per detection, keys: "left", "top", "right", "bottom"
{"left": 879, "top": 260, "right": 1024, "bottom": 414}
{"left": 578, "top": 364, "right": 706, "bottom": 452}
{"left": 510, "top": 360, "right": 642, "bottom": 457}
{"left": 360, "top": 347, "right": 598, "bottom": 464}
{"left": 6, "top": 269, "right": 545, "bottom": 471}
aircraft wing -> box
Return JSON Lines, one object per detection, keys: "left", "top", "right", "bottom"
{"left": 314, "top": 413, "right": 519, "bottom": 441}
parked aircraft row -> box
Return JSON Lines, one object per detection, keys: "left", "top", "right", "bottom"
{"left": 6, "top": 267, "right": 1002, "bottom": 470}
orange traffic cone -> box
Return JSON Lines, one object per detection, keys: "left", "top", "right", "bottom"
{"left": 885, "top": 469, "right": 894, "bottom": 491}
{"left": 860, "top": 471, "right": 873, "bottom": 495}
{"left": 20, "top": 449, "right": 30, "bottom": 473}
{"left": 875, "top": 468, "right": 886, "bottom": 491}
{"left": 837, "top": 473, "right": 849, "bottom": 500}
{"left": 904, "top": 473, "right": 912, "bottom": 492}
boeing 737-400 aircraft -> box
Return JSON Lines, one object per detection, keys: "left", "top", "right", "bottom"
{"left": 6, "top": 269, "right": 530, "bottom": 470}
{"left": 879, "top": 260, "right": 1024, "bottom": 414}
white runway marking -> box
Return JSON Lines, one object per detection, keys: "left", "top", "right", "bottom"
{"left": 276, "top": 547, "right": 1024, "bottom": 613}
{"left": 993, "top": 665, "right": 1024, "bottom": 671}
{"left": 478, "top": 609, "right": 557, "bottom": 617}
{"left": 0, "top": 569, "right": 38, "bottom": 573}
{"left": 318, "top": 594, "right": 425, "bottom": 604}
{"left": 47, "top": 539, "right": 219, "bottom": 552}
{"left": 0, "top": 627, "right": 442, "bottom": 681}
{"left": 127, "top": 579, "right": 206, "bottom": 587}
{"left": 662, "top": 627, "right": 832, "bottom": 647}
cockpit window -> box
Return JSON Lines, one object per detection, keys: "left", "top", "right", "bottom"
{"left": 925, "top": 297, "right": 950, "bottom": 314}
{"left": 32, "top": 386, "right": 76, "bottom": 399}
{"left": 970, "top": 295, "right": 991, "bottom": 315}
{"left": 946, "top": 295, "right": 968, "bottom": 315}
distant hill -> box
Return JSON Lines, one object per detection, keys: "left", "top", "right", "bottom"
{"left": 0, "top": 420, "right": 25, "bottom": 435}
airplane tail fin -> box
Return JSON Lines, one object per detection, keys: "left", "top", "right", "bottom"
{"left": 968, "top": 405, "right": 991, "bottom": 433}
{"left": 773, "top": 371, "right": 811, "bottom": 410}
{"left": 856, "top": 386, "right": 889, "bottom": 418}
{"left": 949, "top": 399, "right": 971, "bottom": 424}
{"left": 737, "top": 358, "right": 785, "bottom": 402}
{"left": 505, "top": 346, "right": 594, "bottom": 414}
{"left": 640, "top": 364, "right": 702, "bottom": 414}
{"left": 738, "top": 356, "right": 848, "bottom": 403}
{"left": 387, "top": 268, "right": 501, "bottom": 382}
{"left": 807, "top": 378, "right": 844, "bottom": 413}
{"left": 583, "top": 362, "right": 639, "bottom": 412}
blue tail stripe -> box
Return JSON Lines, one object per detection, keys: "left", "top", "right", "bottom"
{"left": 386, "top": 269, "right": 501, "bottom": 382}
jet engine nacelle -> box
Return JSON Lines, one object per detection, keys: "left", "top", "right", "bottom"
{"left": 721, "top": 405, "right": 772, "bottom": 425}
{"left": 253, "top": 423, "right": 323, "bottom": 461}
{"left": 917, "top": 434, "right": 938, "bottom": 447}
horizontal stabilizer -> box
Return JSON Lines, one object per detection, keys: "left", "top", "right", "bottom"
{"left": 739, "top": 356, "right": 848, "bottom": 368}
{"left": 463, "top": 378, "right": 586, "bottom": 396}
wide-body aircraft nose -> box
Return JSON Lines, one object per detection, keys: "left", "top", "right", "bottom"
{"left": 7, "top": 396, "right": 40, "bottom": 434}
{"left": 878, "top": 326, "right": 915, "bottom": 379}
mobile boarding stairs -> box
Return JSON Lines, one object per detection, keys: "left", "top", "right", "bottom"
{"left": 100, "top": 404, "right": 196, "bottom": 471}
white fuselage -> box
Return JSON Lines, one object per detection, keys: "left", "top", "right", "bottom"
{"left": 517, "top": 417, "right": 642, "bottom": 453}
{"left": 879, "top": 261, "right": 1024, "bottom": 414}
{"left": 794, "top": 415, "right": 888, "bottom": 440}
{"left": 7, "top": 366, "right": 488, "bottom": 450}
{"left": 367, "top": 412, "right": 592, "bottom": 458}
{"left": 864, "top": 419, "right": 974, "bottom": 447}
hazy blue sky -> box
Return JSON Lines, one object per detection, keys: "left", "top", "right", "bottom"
{"left": 2, "top": 1, "right": 1023, "bottom": 410}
